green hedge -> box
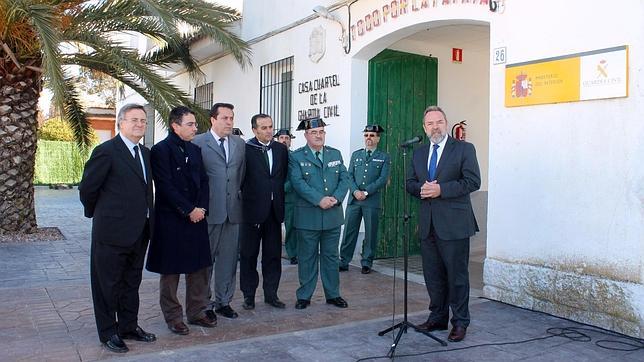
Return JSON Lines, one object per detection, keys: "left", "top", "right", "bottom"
{"left": 34, "top": 140, "right": 92, "bottom": 185}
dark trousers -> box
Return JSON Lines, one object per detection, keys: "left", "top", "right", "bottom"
{"left": 239, "top": 212, "right": 282, "bottom": 300}
{"left": 90, "top": 222, "right": 148, "bottom": 342}
{"left": 420, "top": 228, "right": 470, "bottom": 328}
{"left": 159, "top": 267, "right": 210, "bottom": 325}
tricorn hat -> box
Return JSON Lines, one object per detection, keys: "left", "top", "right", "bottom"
{"left": 363, "top": 124, "right": 385, "bottom": 133}
{"left": 232, "top": 128, "right": 244, "bottom": 136}
{"left": 296, "top": 117, "right": 328, "bottom": 131}
{"left": 273, "top": 128, "right": 295, "bottom": 139}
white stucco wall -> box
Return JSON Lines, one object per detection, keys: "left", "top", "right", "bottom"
{"left": 484, "top": 0, "right": 644, "bottom": 336}
{"left": 487, "top": 0, "right": 644, "bottom": 282}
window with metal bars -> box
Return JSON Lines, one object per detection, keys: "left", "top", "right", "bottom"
{"left": 194, "top": 82, "right": 214, "bottom": 111}
{"left": 259, "top": 56, "right": 294, "bottom": 131}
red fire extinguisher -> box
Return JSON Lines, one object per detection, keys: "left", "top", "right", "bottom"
{"left": 451, "top": 120, "right": 467, "bottom": 141}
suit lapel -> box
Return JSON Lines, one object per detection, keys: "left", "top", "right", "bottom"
{"left": 417, "top": 145, "right": 430, "bottom": 182}
{"left": 435, "top": 136, "right": 456, "bottom": 179}
{"left": 114, "top": 136, "right": 146, "bottom": 184}
{"left": 205, "top": 132, "right": 226, "bottom": 162}
{"left": 267, "top": 140, "right": 275, "bottom": 176}
{"left": 251, "top": 138, "right": 271, "bottom": 175}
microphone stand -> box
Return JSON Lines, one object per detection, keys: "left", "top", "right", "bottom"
{"left": 377, "top": 142, "right": 447, "bottom": 358}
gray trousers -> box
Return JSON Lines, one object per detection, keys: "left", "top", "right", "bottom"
{"left": 159, "top": 267, "right": 209, "bottom": 325}
{"left": 207, "top": 221, "right": 239, "bottom": 309}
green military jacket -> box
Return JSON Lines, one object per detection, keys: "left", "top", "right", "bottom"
{"left": 288, "top": 145, "right": 349, "bottom": 230}
{"left": 347, "top": 148, "right": 390, "bottom": 208}
{"left": 284, "top": 150, "right": 296, "bottom": 204}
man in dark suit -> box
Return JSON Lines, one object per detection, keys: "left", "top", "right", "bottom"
{"left": 145, "top": 106, "right": 216, "bottom": 336}
{"left": 79, "top": 103, "right": 156, "bottom": 353}
{"left": 239, "top": 114, "right": 289, "bottom": 310}
{"left": 193, "top": 103, "right": 245, "bottom": 319}
{"left": 405, "top": 106, "right": 481, "bottom": 343}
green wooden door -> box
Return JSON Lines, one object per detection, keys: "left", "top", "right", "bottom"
{"left": 369, "top": 49, "right": 438, "bottom": 258}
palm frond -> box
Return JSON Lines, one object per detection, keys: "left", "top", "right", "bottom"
{"left": 62, "top": 77, "right": 94, "bottom": 149}
{"left": 26, "top": 3, "right": 67, "bottom": 121}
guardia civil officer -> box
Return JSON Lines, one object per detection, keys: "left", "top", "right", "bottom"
{"left": 274, "top": 128, "right": 297, "bottom": 265}
{"left": 288, "top": 118, "right": 349, "bottom": 309}
{"left": 339, "top": 124, "right": 390, "bottom": 274}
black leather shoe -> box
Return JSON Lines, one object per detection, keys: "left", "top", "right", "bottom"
{"left": 264, "top": 298, "right": 286, "bottom": 309}
{"left": 205, "top": 309, "right": 218, "bottom": 323}
{"left": 361, "top": 266, "right": 371, "bottom": 274}
{"left": 448, "top": 326, "right": 467, "bottom": 342}
{"left": 103, "top": 334, "right": 128, "bottom": 353}
{"left": 326, "top": 297, "right": 348, "bottom": 308}
{"left": 290, "top": 257, "right": 298, "bottom": 265}
{"left": 339, "top": 265, "right": 349, "bottom": 272}
{"left": 416, "top": 319, "right": 448, "bottom": 332}
{"left": 242, "top": 296, "right": 255, "bottom": 310}
{"left": 168, "top": 321, "right": 190, "bottom": 335}
{"left": 120, "top": 326, "right": 156, "bottom": 342}
{"left": 215, "top": 305, "right": 239, "bottom": 319}
{"left": 295, "top": 299, "right": 310, "bottom": 309}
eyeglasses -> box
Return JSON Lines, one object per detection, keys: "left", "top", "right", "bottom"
{"left": 363, "top": 133, "right": 379, "bottom": 138}
{"left": 124, "top": 119, "right": 148, "bottom": 125}
{"left": 307, "top": 130, "right": 326, "bottom": 136}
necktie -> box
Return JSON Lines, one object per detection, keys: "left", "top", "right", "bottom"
{"left": 315, "top": 151, "right": 322, "bottom": 166}
{"left": 219, "top": 137, "right": 227, "bottom": 163}
{"left": 367, "top": 150, "right": 372, "bottom": 159}
{"left": 133, "top": 145, "right": 146, "bottom": 183}
{"left": 262, "top": 146, "right": 270, "bottom": 170}
{"left": 428, "top": 144, "right": 439, "bottom": 181}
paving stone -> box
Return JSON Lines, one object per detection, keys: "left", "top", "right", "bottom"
{"left": 0, "top": 187, "right": 640, "bottom": 361}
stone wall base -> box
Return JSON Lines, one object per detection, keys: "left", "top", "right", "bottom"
{"left": 483, "top": 258, "right": 644, "bottom": 338}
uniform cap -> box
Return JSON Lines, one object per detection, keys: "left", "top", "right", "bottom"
{"left": 363, "top": 124, "right": 384, "bottom": 133}
{"left": 296, "top": 117, "right": 328, "bottom": 131}
{"left": 273, "top": 128, "right": 295, "bottom": 138}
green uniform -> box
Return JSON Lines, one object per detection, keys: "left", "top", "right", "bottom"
{"left": 283, "top": 165, "right": 297, "bottom": 259}
{"left": 288, "top": 145, "right": 349, "bottom": 300}
{"left": 339, "top": 148, "right": 390, "bottom": 268}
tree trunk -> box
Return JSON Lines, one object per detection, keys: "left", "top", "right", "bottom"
{"left": 0, "top": 58, "right": 41, "bottom": 234}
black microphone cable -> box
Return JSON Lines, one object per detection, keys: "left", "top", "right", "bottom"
{"left": 357, "top": 298, "right": 644, "bottom": 361}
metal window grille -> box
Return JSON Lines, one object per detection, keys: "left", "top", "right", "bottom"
{"left": 260, "top": 56, "right": 294, "bottom": 130}
{"left": 194, "top": 82, "right": 214, "bottom": 111}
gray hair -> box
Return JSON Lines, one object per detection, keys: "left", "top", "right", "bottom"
{"left": 423, "top": 105, "right": 448, "bottom": 122}
{"left": 117, "top": 104, "right": 147, "bottom": 128}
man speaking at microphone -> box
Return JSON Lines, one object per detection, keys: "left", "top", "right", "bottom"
{"left": 405, "top": 106, "right": 480, "bottom": 343}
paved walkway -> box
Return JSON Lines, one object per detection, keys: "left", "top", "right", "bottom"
{"left": 0, "top": 188, "right": 642, "bottom": 361}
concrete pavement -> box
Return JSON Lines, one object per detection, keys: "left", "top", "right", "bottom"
{"left": 0, "top": 187, "right": 641, "bottom": 361}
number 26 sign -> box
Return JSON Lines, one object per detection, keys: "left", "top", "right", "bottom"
{"left": 493, "top": 47, "right": 507, "bottom": 65}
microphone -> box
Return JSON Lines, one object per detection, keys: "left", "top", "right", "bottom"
{"left": 399, "top": 135, "right": 422, "bottom": 148}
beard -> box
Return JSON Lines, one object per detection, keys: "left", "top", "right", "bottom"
{"left": 430, "top": 130, "right": 446, "bottom": 144}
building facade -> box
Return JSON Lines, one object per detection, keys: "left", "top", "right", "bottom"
{"left": 121, "top": 0, "right": 644, "bottom": 337}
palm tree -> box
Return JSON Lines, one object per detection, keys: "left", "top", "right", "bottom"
{"left": 0, "top": 0, "right": 251, "bottom": 234}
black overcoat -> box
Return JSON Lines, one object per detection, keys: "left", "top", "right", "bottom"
{"left": 146, "top": 132, "right": 211, "bottom": 274}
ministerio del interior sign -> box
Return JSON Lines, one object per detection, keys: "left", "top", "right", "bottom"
{"left": 505, "top": 45, "right": 628, "bottom": 107}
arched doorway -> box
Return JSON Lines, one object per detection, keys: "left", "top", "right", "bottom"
{"left": 349, "top": 21, "right": 490, "bottom": 291}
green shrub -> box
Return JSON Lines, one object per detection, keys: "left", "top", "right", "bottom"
{"left": 34, "top": 140, "right": 93, "bottom": 185}
{"left": 38, "top": 117, "right": 99, "bottom": 144}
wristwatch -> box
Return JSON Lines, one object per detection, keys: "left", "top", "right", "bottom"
{"left": 363, "top": 191, "right": 369, "bottom": 197}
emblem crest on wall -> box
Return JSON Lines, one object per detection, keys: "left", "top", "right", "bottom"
{"left": 309, "top": 26, "right": 326, "bottom": 63}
